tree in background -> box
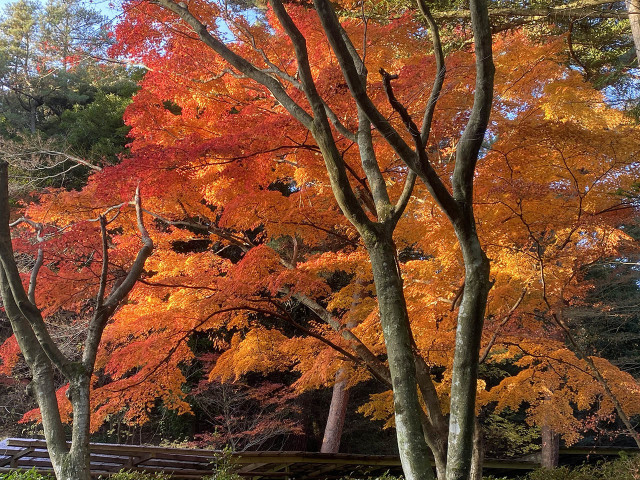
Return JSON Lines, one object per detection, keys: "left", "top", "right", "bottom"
{"left": 0, "top": 0, "right": 138, "bottom": 192}
{"left": 0, "top": 0, "right": 108, "bottom": 133}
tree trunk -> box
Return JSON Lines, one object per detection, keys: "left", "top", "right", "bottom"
{"left": 321, "top": 278, "right": 368, "bottom": 453}
{"left": 541, "top": 425, "right": 560, "bottom": 469}
{"left": 367, "top": 233, "right": 435, "bottom": 480}
{"left": 445, "top": 223, "right": 490, "bottom": 480}
{"left": 0, "top": 272, "right": 92, "bottom": 480}
{"left": 29, "top": 101, "right": 37, "bottom": 134}
{"left": 63, "top": 375, "right": 92, "bottom": 480}
{"left": 627, "top": 0, "right": 640, "bottom": 65}
{"left": 444, "top": 4, "right": 493, "bottom": 476}
{"left": 321, "top": 370, "right": 349, "bottom": 453}
{"left": 469, "top": 420, "right": 484, "bottom": 480}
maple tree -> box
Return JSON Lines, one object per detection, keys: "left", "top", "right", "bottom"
{"left": 1, "top": 2, "right": 640, "bottom": 480}
{"left": 3, "top": 0, "right": 492, "bottom": 477}
{"left": 110, "top": 1, "right": 493, "bottom": 479}
{"left": 99, "top": 15, "right": 638, "bottom": 476}
{"left": 0, "top": 168, "right": 153, "bottom": 480}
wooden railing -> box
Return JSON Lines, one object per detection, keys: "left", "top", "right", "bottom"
{"left": 0, "top": 438, "right": 403, "bottom": 479}
{"left": 0, "top": 438, "right": 637, "bottom": 479}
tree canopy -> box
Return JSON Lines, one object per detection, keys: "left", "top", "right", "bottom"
{"left": 0, "top": 1, "right": 639, "bottom": 480}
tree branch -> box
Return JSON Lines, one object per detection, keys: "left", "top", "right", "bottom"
{"left": 83, "top": 187, "right": 154, "bottom": 372}
{"left": 380, "top": 69, "right": 459, "bottom": 220}
{"left": 290, "top": 290, "right": 392, "bottom": 385}
{"left": 95, "top": 215, "right": 109, "bottom": 311}
{"left": 268, "top": 0, "right": 374, "bottom": 234}
{"left": 9, "top": 218, "right": 45, "bottom": 305}
{"left": 0, "top": 161, "right": 74, "bottom": 378}
{"left": 479, "top": 289, "right": 526, "bottom": 364}
{"left": 102, "top": 187, "right": 153, "bottom": 309}
{"left": 416, "top": 0, "right": 446, "bottom": 144}
{"left": 450, "top": 0, "right": 495, "bottom": 207}
{"left": 390, "top": 170, "right": 416, "bottom": 227}
{"left": 153, "top": 0, "right": 314, "bottom": 129}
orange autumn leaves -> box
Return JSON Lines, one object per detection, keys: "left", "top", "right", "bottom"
{"left": 1, "top": 3, "right": 639, "bottom": 444}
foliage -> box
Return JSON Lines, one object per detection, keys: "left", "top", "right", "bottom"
{"left": 189, "top": 380, "right": 303, "bottom": 451}
{"left": 1, "top": 0, "right": 639, "bottom": 465}
{"left": 482, "top": 412, "right": 541, "bottom": 459}
{"left": 1, "top": 0, "right": 636, "bottom": 451}
{"left": 0, "top": 0, "right": 110, "bottom": 132}
{"left": 204, "top": 447, "right": 242, "bottom": 480}
{"left": 110, "top": 11, "right": 640, "bottom": 444}
{"left": 364, "top": 0, "right": 638, "bottom": 108}
{"left": 101, "top": 471, "right": 172, "bottom": 480}
{"left": 567, "top": 251, "right": 640, "bottom": 376}
{"left": 0, "top": 468, "right": 53, "bottom": 480}
{"left": 525, "top": 454, "right": 640, "bottom": 480}
{"left": 0, "top": 0, "right": 137, "bottom": 192}
{"left": 341, "top": 473, "right": 403, "bottom": 480}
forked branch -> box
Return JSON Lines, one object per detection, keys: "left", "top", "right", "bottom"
{"left": 82, "top": 187, "right": 154, "bottom": 372}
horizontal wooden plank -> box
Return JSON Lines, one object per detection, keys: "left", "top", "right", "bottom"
{"left": 559, "top": 447, "right": 639, "bottom": 456}
{"left": 3, "top": 437, "right": 637, "bottom": 479}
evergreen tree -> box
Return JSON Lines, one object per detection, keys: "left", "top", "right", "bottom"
{"left": 0, "top": 0, "right": 138, "bottom": 191}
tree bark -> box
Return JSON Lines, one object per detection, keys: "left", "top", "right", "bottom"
{"left": 445, "top": 228, "right": 490, "bottom": 480}
{"left": 627, "top": 0, "right": 640, "bottom": 65}
{"left": 469, "top": 420, "right": 484, "bottom": 480}
{"left": 443, "top": 0, "right": 494, "bottom": 477}
{"left": 321, "top": 371, "right": 349, "bottom": 453}
{"left": 541, "top": 425, "right": 560, "bottom": 469}
{"left": 29, "top": 101, "right": 37, "bottom": 134}
{"left": 367, "top": 233, "right": 435, "bottom": 480}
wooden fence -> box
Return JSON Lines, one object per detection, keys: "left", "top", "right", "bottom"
{"left": 0, "top": 438, "right": 637, "bottom": 479}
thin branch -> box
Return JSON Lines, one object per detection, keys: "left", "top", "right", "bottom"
{"left": 289, "top": 290, "right": 392, "bottom": 385}
{"left": 10, "top": 218, "right": 46, "bottom": 305}
{"left": 479, "top": 289, "right": 526, "bottom": 364}
{"left": 102, "top": 186, "right": 154, "bottom": 310}
{"left": 390, "top": 170, "right": 417, "bottom": 227}
{"left": 416, "top": 0, "right": 446, "bottom": 144}
{"left": 379, "top": 68, "right": 459, "bottom": 220}
{"left": 567, "top": 20, "right": 591, "bottom": 79}
{"left": 142, "top": 208, "right": 252, "bottom": 251}
{"left": 34, "top": 150, "right": 103, "bottom": 172}
{"left": 95, "top": 216, "right": 109, "bottom": 311}
{"left": 27, "top": 225, "right": 44, "bottom": 305}
{"left": 270, "top": 299, "right": 369, "bottom": 368}
{"left": 82, "top": 187, "right": 154, "bottom": 372}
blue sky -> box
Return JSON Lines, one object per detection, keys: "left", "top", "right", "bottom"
{"left": 0, "top": 0, "right": 122, "bottom": 23}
